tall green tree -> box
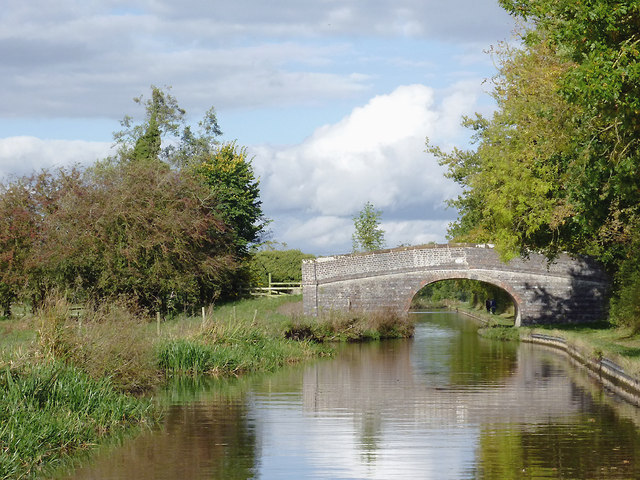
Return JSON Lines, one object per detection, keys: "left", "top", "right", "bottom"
{"left": 434, "top": 0, "right": 640, "bottom": 326}
{"left": 429, "top": 39, "right": 582, "bottom": 260}
{"left": 497, "top": 0, "right": 640, "bottom": 265}
{"left": 193, "top": 142, "right": 266, "bottom": 256}
{"left": 352, "top": 202, "right": 385, "bottom": 252}
{"left": 113, "top": 86, "right": 223, "bottom": 168}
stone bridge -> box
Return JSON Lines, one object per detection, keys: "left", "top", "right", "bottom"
{"left": 302, "top": 244, "right": 609, "bottom": 326}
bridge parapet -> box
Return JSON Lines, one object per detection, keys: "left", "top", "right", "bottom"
{"left": 302, "top": 244, "right": 608, "bottom": 326}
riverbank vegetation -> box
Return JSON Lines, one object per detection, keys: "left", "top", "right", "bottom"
{"left": 284, "top": 308, "right": 414, "bottom": 343}
{"left": 0, "top": 361, "right": 156, "bottom": 480}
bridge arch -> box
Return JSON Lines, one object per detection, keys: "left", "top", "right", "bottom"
{"left": 406, "top": 273, "right": 521, "bottom": 325}
{"left": 302, "top": 244, "right": 608, "bottom": 326}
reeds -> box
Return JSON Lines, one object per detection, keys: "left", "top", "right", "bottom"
{"left": 0, "top": 360, "right": 155, "bottom": 479}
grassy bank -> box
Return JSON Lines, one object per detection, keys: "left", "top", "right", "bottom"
{"left": 1, "top": 294, "right": 413, "bottom": 478}
{"left": 521, "top": 323, "right": 640, "bottom": 380}
{"left": 0, "top": 359, "right": 156, "bottom": 479}
{"left": 283, "top": 308, "right": 414, "bottom": 342}
{"left": 156, "top": 297, "right": 413, "bottom": 375}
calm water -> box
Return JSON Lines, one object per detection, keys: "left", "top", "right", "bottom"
{"left": 58, "top": 313, "right": 640, "bottom": 479}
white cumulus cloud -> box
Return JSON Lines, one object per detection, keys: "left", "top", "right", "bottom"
{"left": 252, "top": 83, "right": 485, "bottom": 255}
{"left": 0, "top": 137, "right": 114, "bottom": 181}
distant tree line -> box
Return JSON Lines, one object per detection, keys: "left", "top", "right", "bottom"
{"left": 430, "top": 1, "right": 640, "bottom": 328}
{"left": 0, "top": 87, "right": 267, "bottom": 316}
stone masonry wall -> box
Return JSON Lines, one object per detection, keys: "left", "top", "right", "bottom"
{"left": 302, "top": 244, "right": 608, "bottom": 326}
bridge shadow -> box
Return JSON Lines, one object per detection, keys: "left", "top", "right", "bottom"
{"left": 523, "top": 262, "right": 609, "bottom": 325}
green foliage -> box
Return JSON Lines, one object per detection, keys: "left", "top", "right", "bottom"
{"left": 0, "top": 361, "right": 154, "bottom": 479}
{"left": 435, "top": 2, "right": 640, "bottom": 261}
{"left": 610, "top": 235, "right": 640, "bottom": 330}
{"left": 0, "top": 87, "right": 267, "bottom": 313}
{"left": 34, "top": 161, "right": 237, "bottom": 313}
{"left": 477, "top": 326, "right": 520, "bottom": 342}
{"left": 429, "top": 40, "right": 583, "bottom": 260}
{"left": 156, "top": 335, "right": 321, "bottom": 377}
{"left": 113, "top": 86, "right": 191, "bottom": 164}
{"left": 352, "top": 201, "right": 385, "bottom": 252}
{"left": 131, "top": 114, "right": 161, "bottom": 163}
{"left": 193, "top": 142, "right": 267, "bottom": 256}
{"left": 250, "top": 249, "right": 315, "bottom": 285}
{"left": 156, "top": 297, "right": 329, "bottom": 376}
{"left": 496, "top": 0, "right": 640, "bottom": 264}
{"left": 433, "top": 0, "right": 640, "bottom": 327}
{"left": 413, "top": 279, "right": 472, "bottom": 304}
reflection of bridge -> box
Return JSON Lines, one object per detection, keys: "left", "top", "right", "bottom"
{"left": 302, "top": 244, "right": 608, "bottom": 326}
{"left": 301, "top": 340, "right": 595, "bottom": 428}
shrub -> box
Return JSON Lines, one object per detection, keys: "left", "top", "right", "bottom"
{"left": 250, "top": 249, "right": 315, "bottom": 285}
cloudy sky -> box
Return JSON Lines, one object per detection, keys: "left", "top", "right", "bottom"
{"left": 0, "top": 0, "right": 516, "bottom": 256}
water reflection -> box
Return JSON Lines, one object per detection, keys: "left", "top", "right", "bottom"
{"left": 59, "top": 312, "right": 640, "bottom": 479}
{"left": 60, "top": 377, "right": 260, "bottom": 480}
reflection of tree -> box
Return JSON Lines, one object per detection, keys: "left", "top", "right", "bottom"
{"left": 358, "top": 411, "right": 382, "bottom": 465}
{"left": 163, "top": 398, "right": 257, "bottom": 480}
{"left": 448, "top": 335, "right": 518, "bottom": 386}
{"left": 475, "top": 405, "right": 640, "bottom": 479}
{"left": 423, "top": 314, "right": 519, "bottom": 386}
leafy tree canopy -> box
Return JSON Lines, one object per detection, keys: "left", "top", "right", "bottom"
{"left": 193, "top": 142, "right": 267, "bottom": 256}
{"left": 433, "top": 0, "right": 640, "bottom": 326}
{"left": 0, "top": 87, "right": 266, "bottom": 315}
{"left": 114, "top": 87, "right": 266, "bottom": 256}
{"left": 250, "top": 248, "right": 315, "bottom": 285}
{"left": 113, "top": 85, "right": 222, "bottom": 166}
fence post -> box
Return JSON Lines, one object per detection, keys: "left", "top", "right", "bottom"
{"left": 268, "top": 273, "right": 272, "bottom": 296}
{"left": 156, "top": 312, "right": 161, "bottom": 336}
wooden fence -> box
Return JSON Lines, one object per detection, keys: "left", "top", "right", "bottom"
{"left": 251, "top": 274, "right": 301, "bottom": 296}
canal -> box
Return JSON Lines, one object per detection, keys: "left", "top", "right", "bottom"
{"left": 57, "top": 312, "right": 640, "bottom": 479}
